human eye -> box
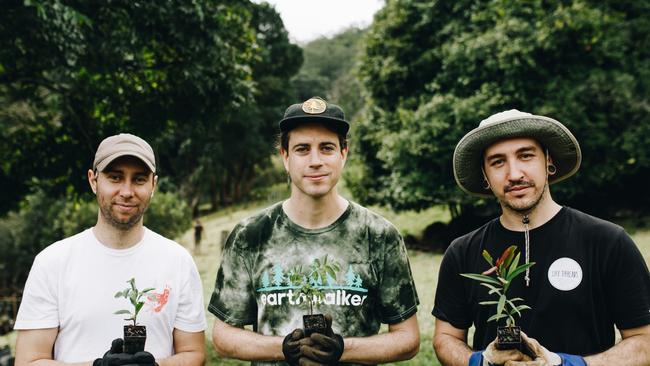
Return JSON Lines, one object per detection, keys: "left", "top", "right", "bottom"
{"left": 294, "top": 145, "right": 309, "bottom": 154}
{"left": 321, "top": 144, "right": 336, "bottom": 153}
{"left": 107, "top": 173, "right": 121, "bottom": 182}
{"left": 134, "top": 176, "right": 149, "bottom": 185}
{"left": 489, "top": 158, "right": 504, "bottom": 167}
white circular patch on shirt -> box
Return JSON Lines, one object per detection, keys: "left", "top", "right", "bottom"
{"left": 547, "top": 257, "right": 583, "bottom": 291}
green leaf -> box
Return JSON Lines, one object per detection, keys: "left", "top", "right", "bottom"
{"left": 142, "top": 287, "right": 156, "bottom": 293}
{"left": 114, "top": 290, "right": 125, "bottom": 298}
{"left": 487, "top": 313, "right": 507, "bottom": 322}
{"left": 506, "top": 262, "right": 536, "bottom": 282}
{"left": 478, "top": 282, "right": 501, "bottom": 295}
{"left": 496, "top": 294, "right": 506, "bottom": 317}
{"left": 460, "top": 273, "right": 501, "bottom": 286}
{"left": 502, "top": 246, "right": 517, "bottom": 271}
{"left": 506, "top": 253, "right": 521, "bottom": 279}
{"left": 114, "top": 310, "right": 132, "bottom": 315}
{"left": 506, "top": 299, "right": 521, "bottom": 317}
{"left": 482, "top": 250, "right": 493, "bottom": 266}
{"left": 479, "top": 301, "right": 499, "bottom": 305}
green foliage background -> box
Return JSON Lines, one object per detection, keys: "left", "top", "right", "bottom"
{"left": 0, "top": 190, "right": 190, "bottom": 293}
{"left": 352, "top": 0, "right": 650, "bottom": 217}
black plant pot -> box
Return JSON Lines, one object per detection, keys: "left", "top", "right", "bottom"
{"left": 496, "top": 326, "right": 535, "bottom": 360}
{"left": 123, "top": 325, "right": 147, "bottom": 354}
{"left": 303, "top": 314, "right": 327, "bottom": 336}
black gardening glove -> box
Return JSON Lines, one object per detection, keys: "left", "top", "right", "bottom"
{"left": 93, "top": 339, "right": 157, "bottom": 366}
{"left": 283, "top": 328, "right": 308, "bottom": 366}
{"left": 299, "top": 315, "right": 344, "bottom": 366}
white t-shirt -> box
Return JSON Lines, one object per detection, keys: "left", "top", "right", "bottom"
{"left": 15, "top": 228, "right": 206, "bottom": 363}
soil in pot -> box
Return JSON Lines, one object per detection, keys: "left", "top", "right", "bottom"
{"left": 303, "top": 314, "right": 327, "bottom": 336}
{"left": 124, "top": 325, "right": 147, "bottom": 354}
{"left": 496, "top": 326, "right": 536, "bottom": 360}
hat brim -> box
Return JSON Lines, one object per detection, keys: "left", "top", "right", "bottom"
{"left": 453, "top": 115, "right": 581, "bottom": 197}
{"left": 95, "top": 152, "right": 156, "bottom": 173}
{"left": 279, "top": 115, "right": 350, "bottom": 135}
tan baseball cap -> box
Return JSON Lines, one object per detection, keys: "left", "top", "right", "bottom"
{"left": 93, "top": 133, "right": 156, "bottom": 173}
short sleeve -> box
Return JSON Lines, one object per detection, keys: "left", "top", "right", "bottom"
{"left": 378, "top": 228, "right": 419, "bottom": 324}
{"left": 14, "top": 253, "right": 60, "bottom": 329}
{"left": 432, "top": 241, "right": 473, "bottom": 329}
{"left": 174, "top": 253, "right": 207, "bottom": 332}
{"left": 208, "top": 225, "right": 257, "bottom": 326}
{"left": 606, "top": 230, "right": 650, "bottom": 329}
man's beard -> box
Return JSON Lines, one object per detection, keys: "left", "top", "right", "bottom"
{"left": 502, "top": 180, "right": 548, "bottom": 215}
{"left": 100, "top": 203, "right": 147, "bottom": 231}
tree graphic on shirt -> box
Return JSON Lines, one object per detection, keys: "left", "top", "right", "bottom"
{"left": 272, "top": 264, "right": 284, "bottom": 287}
{"left": 261, "top": 272, "right": 270, "bottom": 288}
{"left": 345, "top": 266, "right": 356, "bottom": 287}
{"left": 353, "top": 274, "right": 363, "bottom": 288}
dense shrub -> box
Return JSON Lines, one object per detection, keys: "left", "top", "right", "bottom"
{"left": 0, "top": 189, "right": 191, "bottom": 297}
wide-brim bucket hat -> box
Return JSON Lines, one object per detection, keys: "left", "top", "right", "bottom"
{"left": 453, "top": 109, "right": 581, "bottom": 197}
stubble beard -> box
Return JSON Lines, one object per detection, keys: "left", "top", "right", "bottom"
{"left": 501, "top": 180, "right": 549, "bottom": 216}
{"left": 99, "top": 202, "right": 147, "bottom": 231}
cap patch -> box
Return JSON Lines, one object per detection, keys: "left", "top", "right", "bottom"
{"left": 302, "top": 98, "right": 327, "bottom": 114}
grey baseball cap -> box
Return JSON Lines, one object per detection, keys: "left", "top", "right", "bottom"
{"left": 93, "top": 133, "right": 156, "bottom": 173}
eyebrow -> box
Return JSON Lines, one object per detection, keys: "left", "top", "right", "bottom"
{"left": 485, "top": 145, "right": 538, "bottom": 161}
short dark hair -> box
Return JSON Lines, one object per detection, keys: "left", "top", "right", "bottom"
{"left": 277, "top": 126, "right": 348, "bottom": 152}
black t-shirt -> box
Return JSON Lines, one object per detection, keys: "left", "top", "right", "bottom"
{"left": 432, "top": 207, "right": 650, "bottom": 356}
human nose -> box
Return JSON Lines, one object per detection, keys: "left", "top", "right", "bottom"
{"left": 308, "top": 150, "right": 323, "bottom": 166}
{"left": 118, "top": 181, "right": 135, "bottom": 198}
{"left": 506, "top": 160, "right": 525, "bottom": 181}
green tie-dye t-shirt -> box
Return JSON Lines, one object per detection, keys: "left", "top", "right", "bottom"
{"left": 209, "top": 201, "right": 419, "bottom": 365}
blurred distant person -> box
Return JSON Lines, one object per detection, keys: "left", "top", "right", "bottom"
{"left": 193, "top": 219, "right": 204, "bottom": 252}
{"left": 209, "top": 97, "right": 420, "bottom": 365}
{"left": 432, "top": 110, "right": 650, "bottom": 366}
{"left": 14, "top": 134, "right": 206, "bottom": 366}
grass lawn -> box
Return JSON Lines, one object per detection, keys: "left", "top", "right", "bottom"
{"left": 3, "top": 202, "right": 650, "bottom": 366}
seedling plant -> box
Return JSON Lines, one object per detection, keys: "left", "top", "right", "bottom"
{"left": 461, "top": 245, "right": 535, "bottom": 327}
{"left": 114, "top": 278, "right": 155, "bottom": 326}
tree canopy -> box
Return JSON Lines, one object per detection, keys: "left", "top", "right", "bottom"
{"left": 0, "top": 0, "right": 301, "bottom": 214}
{"left": 353, "top": 0, "right": 650, "bottom": 216}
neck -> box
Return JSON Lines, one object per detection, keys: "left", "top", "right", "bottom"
{"left": 93, "top": 213, "right": 145, "bottom": 249}
{"left": 499, "top": 190, "right": 562, "bottom": 231}
{"left": 283, "top": 189, "right": 349, "bottom": 229}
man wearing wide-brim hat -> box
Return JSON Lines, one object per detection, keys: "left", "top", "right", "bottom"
{"left": 432, "top": 110, "right": 650, "bottom": 366}
{"left": 208, "top": 97, "right": 420, "bottom": 366}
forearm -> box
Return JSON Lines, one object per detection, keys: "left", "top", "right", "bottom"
{"left": 432, "top": 333, "right": 473, "bottom": 366}
{"left": 17, "top": 361, "right": 91, "bottom": 366}
{"left": 212, "top": 325, "right": 284, "bottom": 361}
{"left": 340, "top": 331, "right": 419, "bottom": 364}
{"left": 158, "top": 351, "right": 205, "bottom": 366}
{"left": 584, "top": 333, "right": 650, "bottom": 366}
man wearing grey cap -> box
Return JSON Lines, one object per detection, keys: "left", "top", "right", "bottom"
{"left": 432, "top": 110, "right": 650, "bottom": 365}
{"left": 208, "top": 97, "right": 420, "bottom": 365}
{"left": 14, "top": 134, "right": 206, "bottom": 366}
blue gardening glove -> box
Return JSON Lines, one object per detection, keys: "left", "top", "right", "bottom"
{"left": 556, "top": 353, "right": 587, "bottom": 366}
{"left": 93, "top": 339, "right": 157, "bottom": 366}
{"left": 299, "top": 314, "right": 344, "bottom": 365}
{"left": 491, "top": 332, "right": 586, "bottom": 366}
